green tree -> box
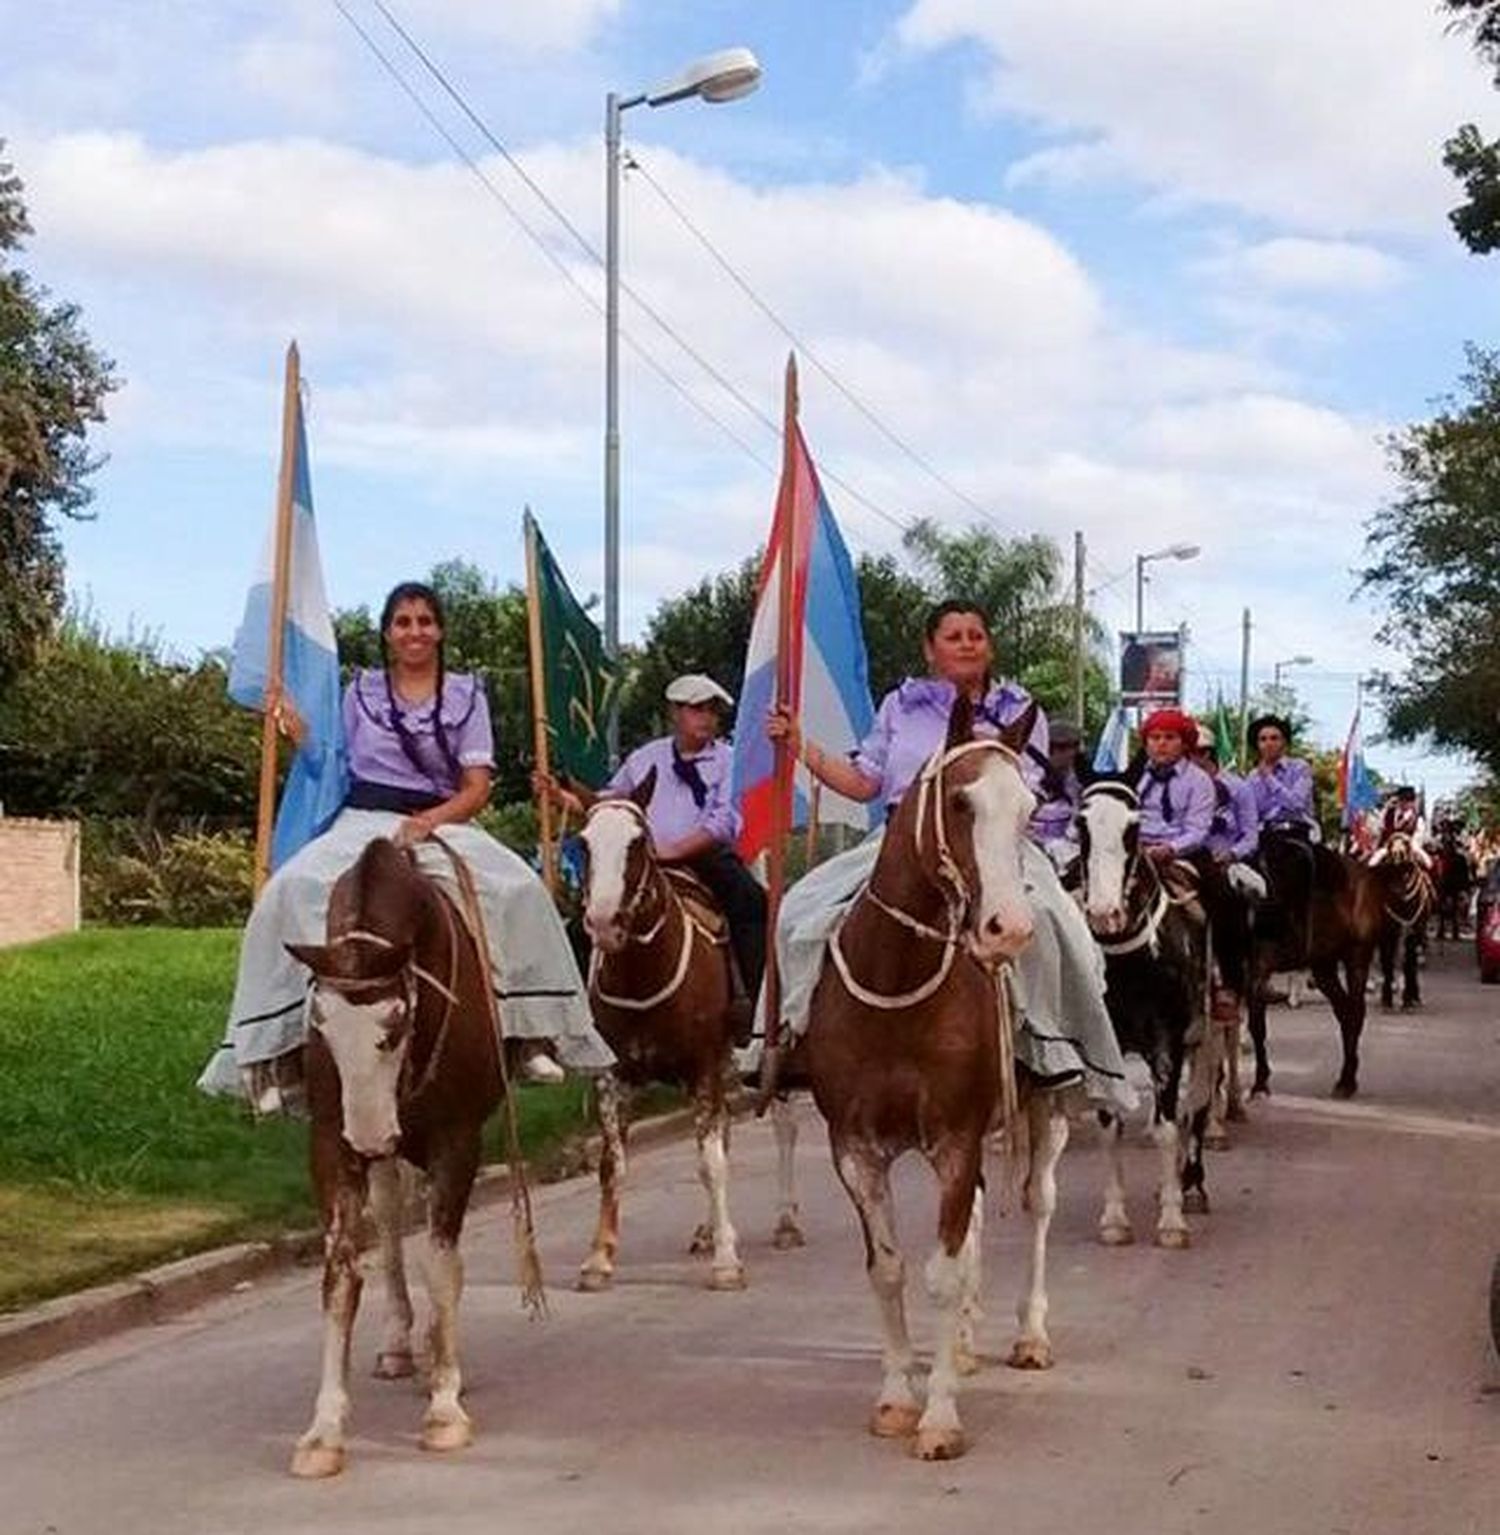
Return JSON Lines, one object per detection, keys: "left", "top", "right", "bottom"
{"left": 0, "top": 614, "right": 260, "bottom": 827}
{"left": 1440, "top": 2, "right": 1500, "bottom": 252}
{"left": 0, "top": 144, "right": 117, "bottom": 689}
{"left": 1361, "top": 347, "right": 1500, "bottom": 776}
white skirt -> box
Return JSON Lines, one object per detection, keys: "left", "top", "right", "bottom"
{"left": 197, "top": 810, "right": 614, "bottom": 1099}
{"left": 748, "top": 830, "right": 1135, "bottom": 1114}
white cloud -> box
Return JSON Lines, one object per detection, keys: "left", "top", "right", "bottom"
{"left": 1200, "top": 237, "right": 1405, "bottom": 295}
{"left": 897, "top": 0, "right": 1499, "bottom": 236}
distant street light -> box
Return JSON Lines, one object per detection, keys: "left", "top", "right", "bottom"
{"left": 604, "top": 46, "right": 762, "bottom": 760}
{"left": 1134, "top": 542, "right": 1201, "bottom": 631}
{"left": 1273, "top": 653, "right": 1315, "bottom": 690}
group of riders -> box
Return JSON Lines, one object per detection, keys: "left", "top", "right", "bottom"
{"left": 198, "top": 579, "right": 1450, "bottom": 1108}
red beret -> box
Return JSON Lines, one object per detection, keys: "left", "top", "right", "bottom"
{"left": 1142, "top": 708, "right": 1198, "bottom": 741}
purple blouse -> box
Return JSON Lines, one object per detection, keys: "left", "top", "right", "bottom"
{"left": 343, "top": 669, "right": 494, "bottom": 796}
{"left": 853, "top": 677, "right": 1050, "bottom": 810}
{"left": 1207, "top": 768, "right": 1260, "bottom": 861}
{"left": 604, "top": 736, "right": 739, "bottom": 849}
{"left": 1248, "top": 756, "right": 1316, "bottom": 830}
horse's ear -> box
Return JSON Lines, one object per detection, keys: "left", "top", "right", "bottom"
{"left": 998, "top": 701, "right": 1038, "bottom": 755}
{"left": 945, "top": 694, "right": 975, "bottom": 751}
{"left": 631, "top": 763, "right": 658, "bottom": 812}
{"left": 286, "top": 941, "right": 331, "bottom": 973}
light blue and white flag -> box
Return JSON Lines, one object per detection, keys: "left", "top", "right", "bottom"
{"left": 230, "top": 376, "right": 346, "bottom": 869}
{"left": 1092, "top": 704, "right": 1131, "bottom": 776}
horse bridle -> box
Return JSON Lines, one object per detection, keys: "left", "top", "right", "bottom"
{"left": 310, "top": 909, "right": 464, "bottom": 1103}
{"left": 1371, "top": 835, "right": 1435, "bottom": 928}
{"left": 829, "top": 738, "right": 1022, "bottom": 1011}
{"left": 583, "top": 799, "right": 722, "bottom": 1012}
{"left": 1076, "top": 783, "right": 1173, "bottom": 958}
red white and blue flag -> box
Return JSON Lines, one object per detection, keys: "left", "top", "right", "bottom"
{"left": 731, "top": 404, "right": 874, "bottom": 861}
{"left": 1338, "top": 707, "right": 1379, "bottom": 831}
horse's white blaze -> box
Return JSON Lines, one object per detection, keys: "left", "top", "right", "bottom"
{"left": 581, "top": 806, "right": 643, "bottom": 949}
{"left": 966, "top": 761, "right": 1035, "bottom": 962}
{"left": 1080, "top": 795, "right": 1135, "bottom": 933}
{"left": 316, "top": 995, "right": 408, "bottom": 1157}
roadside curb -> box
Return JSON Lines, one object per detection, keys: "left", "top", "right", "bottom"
{"left": 0, "top": 1101, "right": 708, "bottom": 1380}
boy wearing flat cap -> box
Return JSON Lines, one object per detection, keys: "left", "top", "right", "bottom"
{"left": 538, "top": 673, "right": 766, "bottom": 1041}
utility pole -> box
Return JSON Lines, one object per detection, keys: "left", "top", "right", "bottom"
{"left": 1072, "top": 530, "right": 1085, "bottom": 727}
{"left": 1237, "top": 606, "right": 1251, "bottom": 771}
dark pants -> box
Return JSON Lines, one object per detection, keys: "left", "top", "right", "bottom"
{"left": 1189, "top": 853, "right": 1249, "bottom": 994}
{"left": 686, "top": 846, "right": 767, "bottom": 997}
{"left": 1258, "top": 827, "right": 1317, "bottom": 961}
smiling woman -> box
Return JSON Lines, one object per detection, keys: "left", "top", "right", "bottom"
{"left": 198, "top": 581, "right": 614, "bottom": 1110}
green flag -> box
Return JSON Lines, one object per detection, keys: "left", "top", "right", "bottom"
{"left": 525, "top": 512, "right": 618, "bottom": 788}
{"left": 1212, "top": 693, "right": 1236, "bottom": 765}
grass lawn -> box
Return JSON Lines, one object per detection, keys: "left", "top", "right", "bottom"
{"left": 0, "top": 929, "right": 611, "bottom": 1312}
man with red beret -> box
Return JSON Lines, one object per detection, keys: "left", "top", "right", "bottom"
{"left": 1135, "top": 708, "right": 1215, "bottom": 861}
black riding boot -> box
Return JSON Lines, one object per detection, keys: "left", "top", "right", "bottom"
{"left": 687, "top": 847, "right": 767, "bottom": 1047}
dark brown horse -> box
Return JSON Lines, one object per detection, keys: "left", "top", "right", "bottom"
{"left": 804, "top": 699, "right": 1072, "bottom": 1462}
{"left": 1247, "top": 836, "right": 1394, "bottom": 1099}
{"left": 283, "top": 837, "right": 505, "bottom": 1478}
{"left": 575, "top": 768, "right": 746, "bottom": 1291}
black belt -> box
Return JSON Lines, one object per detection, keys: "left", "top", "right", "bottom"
{"left": 345, "top": 779, "right": 448, "bottom": 814}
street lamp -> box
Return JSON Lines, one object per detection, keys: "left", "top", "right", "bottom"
{"left": 1134, "top": 542, "right": 1201, "bottom": 631}
{"left": 604, "top": 46, "right": 762, "bottom": 760}
{"left": 1273, "top": 653, "right": 1315, "bottom": 691}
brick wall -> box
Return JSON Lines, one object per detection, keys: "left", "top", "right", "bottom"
{"left": 0, "top": 819, "right": 81, "bottom": 948}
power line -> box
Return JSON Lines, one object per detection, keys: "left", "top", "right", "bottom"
{"left": 353, "top": 0, "right": 916, "bottom": 538}
{"left": 627, "top": 152, "right": 1014, "bottom": 539}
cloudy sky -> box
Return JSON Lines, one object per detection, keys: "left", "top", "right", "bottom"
{"left": 5, "top": 0, "right": 1498, "bottom": 794}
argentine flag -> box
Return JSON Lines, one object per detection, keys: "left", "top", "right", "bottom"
{"left": 731, "top": 418, "right": 875, "bottom": 858}
{"left": 1092, "top": 705, "right": 1131, "bottom": 776}
{"left": 230, "top": 371, "right": 347, "bottom": 869}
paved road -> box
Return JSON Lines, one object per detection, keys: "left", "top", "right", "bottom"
{"left": 5, "top": 945, "right": 1500, "bottom": 1535}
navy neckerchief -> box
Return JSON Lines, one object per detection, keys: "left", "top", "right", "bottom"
{"left": 671, "top": 743, "right": 710, "bottom": 810}
{"left": 1146, "top": 761, "right": 1177, "bottom": 824}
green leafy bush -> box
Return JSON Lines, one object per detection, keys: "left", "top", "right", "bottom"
{"left": 83, "top": 822, "right": 254, "bottom": 926}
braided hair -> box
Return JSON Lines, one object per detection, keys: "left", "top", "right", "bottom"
{"left": 378, "top": 582, "right": 463, "bottom": 789}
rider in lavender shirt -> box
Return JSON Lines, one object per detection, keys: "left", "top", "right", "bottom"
{"left": 540, "top": 673, "right": 765, "bottom": 1041}
{"left": 1247, "top": 712, "right": 1319, "bottom": 963}
{"left": 1134, "top": 709, "right": 1216, "bottom": 858}
{"left": 1192, "top": 728, "right": 1260, "bottom": 864}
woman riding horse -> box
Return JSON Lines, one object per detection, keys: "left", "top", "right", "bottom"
{"left": 763, "top": 599, "right": 1131, "bottom": 1114}
{"left": 199, "top": 581, "right": 612, "bottom": 1106}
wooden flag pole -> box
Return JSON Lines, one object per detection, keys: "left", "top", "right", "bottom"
{"left": 523, "top": 510, "right": 560, "bottom": 896}
{"left": 252, "top": 340, "right": 301, "bottom": 899}
{"left": 758, "top": 352, "right": 800, "bottom": 1110}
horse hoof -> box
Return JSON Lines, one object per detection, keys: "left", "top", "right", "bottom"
{"left": 576, "top": 1266, "right": 614, "bottom": 1293}
{"left": 373, "top": 1350, "right": 416, "bottom": 1380}
{"left": 1204, "top": 1129, "right": 1230, "bottom": 1151}
{"left": 1250, "top": 1082, "right": 1271, "bottom": 1099}
{"left": 1006, "top": 1338, "right": 1053, "bottom": 1371}
{"left": 771, "top": 1218, "right": 807, "bottom": 1250}
{"left": 1182, "top": 1188, "right": 1210, "bottom": 1215}
{"left": 687, "top": 1224, "right": 714, "bottom": 1257}
{"left": 290, "top": 1442, "right": 345, "bottom": 1480}
{"left": 870, "top": 1402, "right": 921, "bottom": 1438}
{"left": 1156, "top": 1227, "right": 1191, "bottom": 1250}
{"left": 1226, "top": 1102, "right": 1248, "bottom": 1123}
{"left": 1099, "top": 1223, "right": 1135, "bottom": 1247}
{"left": 421, "top": 1414, "right": 474, "bottom": 1453}
{"left": 954, "top": 1344, "right": 982, "bottom": 1378}
{"left": 913, "top": 1427, "right": 966, "bottom": 1461}
{"left": 1331, "top": 1080, "right": 1358, "bottom": 1101}
{"left": 709, "top": 1264, "right": 747, "bottom": 1292}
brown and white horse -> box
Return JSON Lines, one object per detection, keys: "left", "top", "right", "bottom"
{"left": 1371, "top": 831, "right": 1435, "bottom": 1011}
{"left": 283, "top": 838, "right": 505, "bottom": 1479}
{"left": 575, "top": 768, "right": 747, "bottom": 1291}
{"left": 804, "top": 699, "right": 1071, "bottom": 1462}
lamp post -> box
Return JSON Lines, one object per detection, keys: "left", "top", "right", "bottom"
{"left": 1273, "top": 653, "right": 1314, "bottom": 692}
{"left": 604, "top": 46, "right": 762, "bottom": 761}
{"left": 1134, "top": 542, "right": 1201, "bottom": 632}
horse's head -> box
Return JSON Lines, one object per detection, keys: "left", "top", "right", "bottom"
{"left": 580, "top": 767, "right": 659, "bottom": 954}
{"left": 912, "top": 697, "right": 1037, "bottom": 965}
{"left": 1076, "top": 781, "right": 1142, "bottom": 936}
{"left": 287, "top": 840, "right": 422, "bottom": 1158}
{"left": 1371, "top": 830, "right": 1414, "bottom": 868}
